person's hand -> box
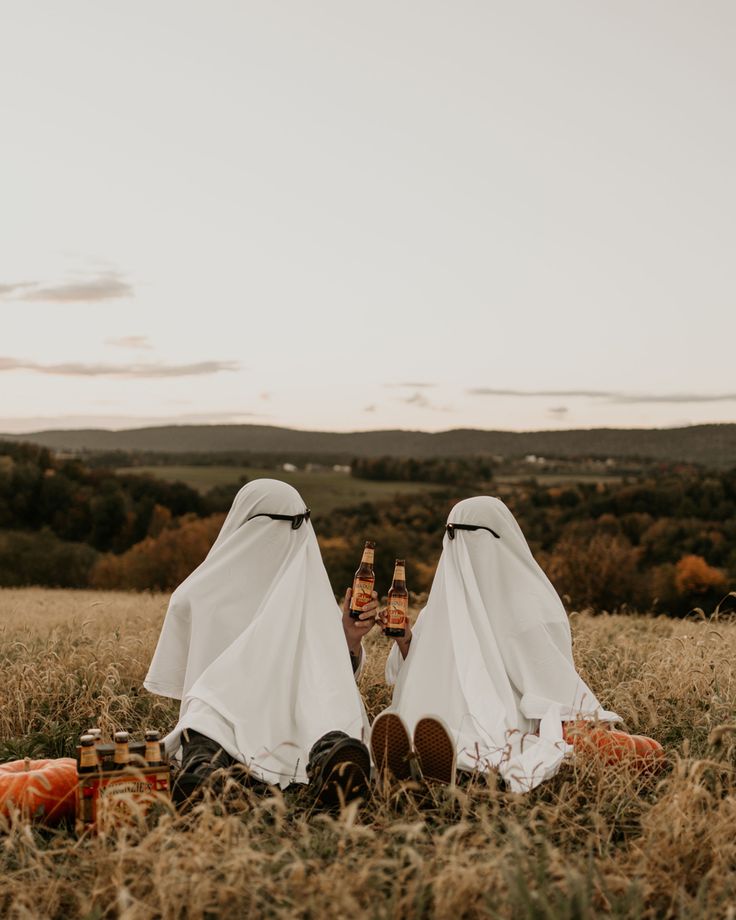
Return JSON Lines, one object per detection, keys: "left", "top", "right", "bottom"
{"left": 376, "top": 607, "right": 413, "bottom": 660}
{"left": 342, "top": 588, "right": 380, "bottom": 657}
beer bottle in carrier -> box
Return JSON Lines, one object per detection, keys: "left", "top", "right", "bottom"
{"left": 113, "top": 731, "right": 130, "bottom": 770}
{"left": 349, "top": 541, "right": 376, "bottom": 620}
{"left": 86, "top": 728, "right": 103, "bottom": 746}
{"left": 78, "top": 734, "right": 100, "bottom": 774}
{"left": 144, "top": 730, "right": 164, "bottom": 767}
{"left": 384, "top": 559, "right": 408, "bottom": 638}
{"left": 86, "top": 728, "right": 109, "bottom": 771}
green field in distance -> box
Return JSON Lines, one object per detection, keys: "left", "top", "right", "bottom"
{"left": 117, "top": 465, "right": 445, "bottom": 514}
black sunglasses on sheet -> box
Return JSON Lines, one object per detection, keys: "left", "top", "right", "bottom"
{"left": 445, "top": 522, "right": 500, "bottom": 540}
{"left": 247, "top": 508, "right": 311, "bottom": 530}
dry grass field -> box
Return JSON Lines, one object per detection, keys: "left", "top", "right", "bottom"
{"left": 0, "top": 588, "right": 735, "bottom": 919}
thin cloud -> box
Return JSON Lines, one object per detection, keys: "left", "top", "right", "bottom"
{"left": 0, "top": 282, "right": 35, "bottom": 296}
{"left": 105, "top": 336, "right": 152, "bottom": 350}
{"left": 469, "top": 387, "right": 622, "bottom": 398}
{"left": 403, "top": 391, "right": 432, "bottom": 408}
{"left": 548, "top": 406, "right": 569, "bottom": 417}
{"left": 363, "top": 404, "right": 377, "bottom": 413}
{"left": 0, "top": 272, "right": 133, "bottom": 303}
{"left": 399, "top": 391, "right": 453, "bottom": 412}
{"left": 468, "top": 387, "right": 736, "bottom": 405}
{"left": 0, "top": 357, "right": 239, "bottom": 378}
{"left": 384, "top": 382, "right": 436, "bottom": 389}
{"left": 614, "top": 393, "right": 736, "bottom": 405}
{"left": 24, "top": 273, "right": 133, "bottom": 302}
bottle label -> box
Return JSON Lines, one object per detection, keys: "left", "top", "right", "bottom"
{"left": 393, "top": 565, "right": 406, "bottom": 581}
{"left": 80, "top": 747, "right": 98, "bottom": 769}
{"left": 114, "top": 748, "right": 129, "bottom": 765}
{"left": 351, "top": 576, "right": 375, "bottom": 611}
{"left": 386, "top": 596, "right": 408, "bottom": 629}
{"left": 361, "top": 548, "right": 375, "bottom": 564}
{"left": 145, "top": 742, "right": 162, "bottom": 763}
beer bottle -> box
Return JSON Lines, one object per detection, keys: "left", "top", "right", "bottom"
{"left": 144, "top": 730, "right": 164, "bottom": 767}
{"left": 86, "top": 728, "right": 103, "bottom": 746}
{"left": 78, "top": 734, "right": 100, "bottom": 774}
{"left": 113, "top": 731, "right": 130, "bottom": 771}
{"left": 87, "top": 729, "right": 113, "bottom": 772}
{"left": 384, "top": 559, "right": 408, "bottom": 638}
{"left": 349, "top": 541, "right": 376, "bottom": 620}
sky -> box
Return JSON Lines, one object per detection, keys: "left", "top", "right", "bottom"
{"left": 1, "top": 0, "right": 734, "bottom": 434}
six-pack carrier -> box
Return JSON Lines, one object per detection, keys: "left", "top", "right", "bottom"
{"left": 75, "top": 728, "right": 171, "bottom": 832}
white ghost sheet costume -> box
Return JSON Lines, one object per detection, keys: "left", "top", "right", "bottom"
{"left": 384, "top": 496, "right": 619, "bottom": 793}
{"left": 144, "top": 479, "right": 368, "bottom": 788}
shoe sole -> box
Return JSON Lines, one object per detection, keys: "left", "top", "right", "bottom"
{"left": 413, "top": 717, "right": 456, "bottom": 786}
{"left": 371, "top": 712, "right": 413, "bottom": 783}
{"left": 315, "top": 738, "right": 371, "bottom": 807}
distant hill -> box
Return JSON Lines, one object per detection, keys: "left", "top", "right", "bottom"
{"left": 1, "top": 423, "right": 735, "bottom": 467}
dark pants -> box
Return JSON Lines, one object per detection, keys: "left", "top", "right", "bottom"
{"left": 180, "top": 729, "right": 237, "bottom": 779}
{"left": 176, "top": 729, "right": 267, "bottom": 798}
{"left": 176, "top": 728, "right": 359, "bottom": 799}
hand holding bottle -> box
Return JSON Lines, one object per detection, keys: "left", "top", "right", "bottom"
{"left": 342, "top": 587, "right": 380, "bottom": 657}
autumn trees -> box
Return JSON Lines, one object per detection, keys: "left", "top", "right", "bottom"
{"left": 0, "top": 439, "right": 733, "bottom": 615}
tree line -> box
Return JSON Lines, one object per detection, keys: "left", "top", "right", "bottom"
{"left": 0, "top": 440, "right": 733, "bottom": 615}
{"left": 350, "top": 456, "right": 495, "bottom": 485}
{"left": 0, "top": 440, "right": 236, "bottom": 587}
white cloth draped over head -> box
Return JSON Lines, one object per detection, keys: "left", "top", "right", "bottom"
{"left": 144, "top": 478, "right": 368, "bottom": 788}
{"left": 385, "top": 495, "right": 619, "bottom": 793}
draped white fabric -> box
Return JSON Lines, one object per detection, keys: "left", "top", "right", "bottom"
{"left": 385, "top": 496, "right": 619, "bottom": 793}
{"left": 144, "top": 479, "right": 368, "bottom": 788}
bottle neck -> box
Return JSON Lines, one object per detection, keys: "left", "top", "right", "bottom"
{"left": 392, "top": 565, "right": 406, "bottom": 583}
{"left": 361, "top": 548, "right": 375, "bottom": 565}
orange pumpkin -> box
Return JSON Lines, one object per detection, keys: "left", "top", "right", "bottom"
{"left": 628, "top": 733, "right": 665, "bottom": 767}
{"left": 562, "top": 722, "right": 665, "bottom": 772}
{"left": 0, "top": 758, "right": 78, "bottom": 824}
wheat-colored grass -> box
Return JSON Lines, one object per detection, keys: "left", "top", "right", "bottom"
{"left": 0, "top": 589, "right": 735, "bottom": 919}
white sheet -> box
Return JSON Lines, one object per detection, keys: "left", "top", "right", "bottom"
{"left": 145, "top": 479, "right": 368, "bottom": 787}
{"left": 385, "top": 496, "right": 619, "bottom": 792}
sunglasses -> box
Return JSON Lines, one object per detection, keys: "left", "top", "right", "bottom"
{"left": 445, "top": 522, "right": 500, "bottom": 540}
{"left": 247, "top": 508, "right": 311, "bottom": 530}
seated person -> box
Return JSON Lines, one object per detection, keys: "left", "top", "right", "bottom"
{"left": 144, "top": 479, "right": 377, "bottom": 805}
{"left": 373, "top": 495, "right": 630, "bottom": 793}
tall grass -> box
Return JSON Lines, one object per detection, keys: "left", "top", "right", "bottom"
{"left": 0, "top": 589, "right": 735, "bottom": 918}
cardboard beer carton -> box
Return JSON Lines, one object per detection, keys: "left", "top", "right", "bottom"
{"left": 75, "top": 739, "right": 171, "bottom": 833}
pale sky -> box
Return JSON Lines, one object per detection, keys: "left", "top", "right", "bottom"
{"left": 1, "top": 1, "right": 734, "bottom": 434}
